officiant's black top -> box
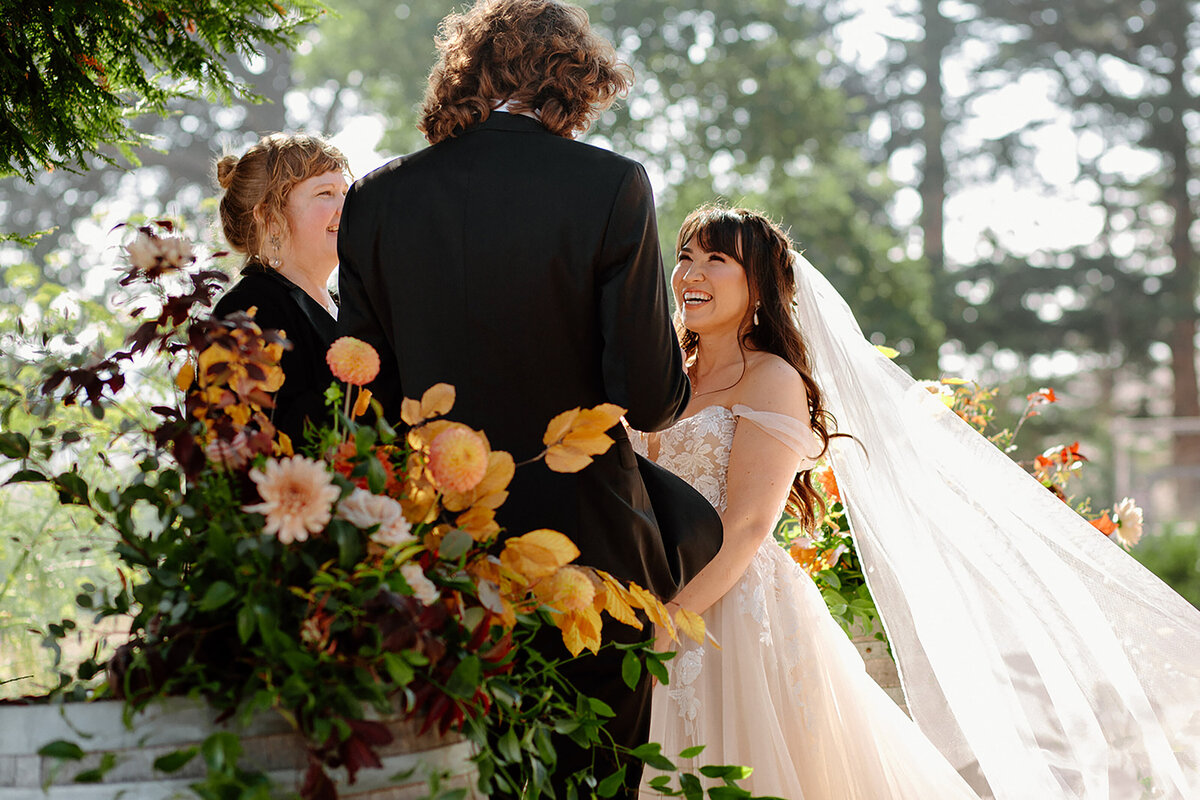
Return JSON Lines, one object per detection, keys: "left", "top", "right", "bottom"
{"left": 213, "top": 262, "right": 337, "bottom": 446}
{"left": 335, "top": 111, "right": 718, "bottom": 600}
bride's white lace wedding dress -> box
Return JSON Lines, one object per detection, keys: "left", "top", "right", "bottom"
{"left": 632, "top": 404, "right": 980, "bottom": 799}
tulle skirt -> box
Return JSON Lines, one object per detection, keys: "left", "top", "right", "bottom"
{"left": 643, "top": 541, "right": 980, "bottom": 799}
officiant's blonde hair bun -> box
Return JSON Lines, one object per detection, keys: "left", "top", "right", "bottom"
{"left": 215, "top": 133, "right": 348, "bottom": 262}
{"left": 420, "top": 0, "right": 631, "bottom": 144}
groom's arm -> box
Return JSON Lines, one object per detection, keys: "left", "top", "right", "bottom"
{"left": 596, "top": 161, "right": 690, "bottom": 432}
{"left": 335, "top": 181, "right": 403, "bottom": 417}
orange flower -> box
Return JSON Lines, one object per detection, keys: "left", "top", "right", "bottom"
{"left": 1027, "top": 387, "right": 1057, "bottom": 405}
{"left": 816, "top": 466, "right": 840, "bottom": 502}
{"left": 1089, "top": 512, "right": 1117, "bottom": 536}
{"left": 428, "top": 427, "right": 489, "bottom": 493}
{"left": 326, "top": 337, "right": 380, "bottom": 386}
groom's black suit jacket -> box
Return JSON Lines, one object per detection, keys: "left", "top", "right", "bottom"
{"left": 336, "top": 111, "right": 714, "bottom": 600}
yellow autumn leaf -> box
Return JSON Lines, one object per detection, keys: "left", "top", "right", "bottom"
{"left": 401, "top": 397, "right": 423, "bottom": 426}
{"left": 543, "top": 408, "right": 581, "bottom": 446}
{"left": 627, "top": 582, "right": 674, "bottom": 633}
{"left": 560, "top": 607, "right": 603, "bottom": 656}
{"left": 456, "top": 505, "right": 500, "bottom": 541}
{"left": 197, "top": 343, "right": 236, "bottom": 382}
{"left": 875, "top": 345, "right": 899, "bottom": 359}
{"left": 175, "top": 361, "right": 195, "bottom": 392}
{"left": 262, "top": 365, "right": 285, "bottom": 393}
{"left": 275, "top": 432, "right": 294, "bottom": 457}
{"left": 420, "top": 383, "right": 456, "bottom": 419}
{"left": 573, "top": 403, "right": 625, "bottom": 433}
{"left": 544, "top": 443, "right": 595, "bottom": 473}
{"left": 562, "top": 429, "right": 614, "bottom": 456}
{"left": 499, "top": 529, "right": 581, "bottom": 581}
{"left": 601, "top": 581, "right": 642, "bottom": 629}
{"left": 673, "top": 606, "right": 707, "bottom": 645}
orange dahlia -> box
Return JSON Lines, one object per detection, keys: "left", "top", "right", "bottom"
{"left": 326, "top": 337, "right": 380, "bottom": 386}
{"left": 428, "top": 426, "right": 489, "bottom": 493}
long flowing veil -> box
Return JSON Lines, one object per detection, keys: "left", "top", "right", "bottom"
{"left": 791, "top": 251, "right": 1200, "bottom": 799}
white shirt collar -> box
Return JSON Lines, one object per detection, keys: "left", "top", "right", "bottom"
{"left": 493, "top": 99, "right": 541, "bottom": 120}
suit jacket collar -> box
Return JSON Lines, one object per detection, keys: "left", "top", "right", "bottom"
{"left": 468, "top": 110, "right": 548, "bottom": 135}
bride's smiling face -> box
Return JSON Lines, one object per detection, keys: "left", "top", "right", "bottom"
{"left": 672, "top": 239, "right": 752, "bottom": 336}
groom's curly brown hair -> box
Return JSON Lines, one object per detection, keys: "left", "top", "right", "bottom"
{"left": 418, "top": 0, "right": 632, "bottom": 144}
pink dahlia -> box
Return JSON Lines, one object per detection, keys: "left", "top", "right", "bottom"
{"left": 326, "top": 337, "right": 381, "bottom": 386}
{"left": 428, "top": 427, "right": 489, "bottom": 493}
{"left": 244, "top": 455, "right": 340, "bottom": 544}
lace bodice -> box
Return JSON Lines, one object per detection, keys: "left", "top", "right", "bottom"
{"left": 630, "top": 405, "right": 738, "bottom": 512}
{"left": 630, "top": 404, "right": 819, "bottom": 514}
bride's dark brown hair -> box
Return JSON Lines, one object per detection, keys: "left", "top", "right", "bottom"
{"left": 676, "top": 204, "right": 838, "bottom": 531}
{"left": 418, "top": 0, "right": 632, "bottom": 144}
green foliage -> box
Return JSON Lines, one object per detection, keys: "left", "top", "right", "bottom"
{"left": 0, "top": 0, "right": 324, "bottom": 181}
{"left": 1133, "top": 526, "right": 1200, "bottom": 610}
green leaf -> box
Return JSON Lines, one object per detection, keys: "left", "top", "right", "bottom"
{"left": 438, "top": 528, "right": 473, "bottom": 561}
{"left": 816, "top": 568, "right": 841, "bottom": 589}
{"left": 73, "top": 752, "right": 118, "bottom": 783}
{"left": 5, "top": 469, "right": 48, "bottom": 484}
{"left": 708, "top": 787, "right": 752, "bottom": 799}
{"left": 236, "top": 603, "right": 256, "bottom": 644}
{"left": 680, "top": 772, "right": 704, "bottom": 800}
{"left": 497, "top": 727, "right": 521, "bottom": 763}
{"left": 445, "top": 655, "right": 482, "bottom": 698}
{"left": 366, "top": 453, "right": 387, "bottom": 494}
{"left": 630, "top": 742, "right": 675, "bottom": 772}
{"left": 678, "top": 745, "right": 706, "bottom": 759}
{"left": 596, "top": 765, "right": 626, "bottom": 797}
{"left": 200, "top": 732, "right": 241, "bottom": 773}
{"left": 383, "top": 652, "right": 415, "bottom": 687}
{"left": 698, "top": 765, "right": 752, "bottom": 780}
{"left": 54, "top": 471, "right": 90, "bottom": 505}
{"left": 621, "top": 648, "right": 642, "bottom": 690}
{"left": 198, "top": 581, "right": 237, "bottom": 612}
{"left": 0, "top": 431, "right": 30, "bottom": 459}
{"left": 587, "top": 697, "right": 615, "bottom": 718}
{"left": 645, "top": 656, "right": 670, "bottom": 686}
{"left": 37, "top": 740, "right": 84, "bottom": 760}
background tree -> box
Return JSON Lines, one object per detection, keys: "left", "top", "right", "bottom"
{"left": 953, "top": 0, "right": 1200, "bottom": 504}
{"left": 0, "top": 0, "right": 322, "bottom": 183}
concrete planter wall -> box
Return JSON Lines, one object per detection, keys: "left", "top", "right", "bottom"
{"left": 0, "top": 698, "right": 478, "bottom": 799}
{"left": 850, "top": 620, "right": 909, "bottom": 716}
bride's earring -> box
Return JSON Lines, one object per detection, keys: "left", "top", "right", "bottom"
{"left": 269, "top": 233, "right": 282, "bottom": 268}
{"left": 753, "top": 302, "right": 761, "bottom": 326}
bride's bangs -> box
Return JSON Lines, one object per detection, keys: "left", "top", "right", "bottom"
{"left": 677, "top": 208, "right": 747, "bottom": 264}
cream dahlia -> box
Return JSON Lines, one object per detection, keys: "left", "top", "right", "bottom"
{"left": 244, "top": 456, "right": 340, "bottom": 544}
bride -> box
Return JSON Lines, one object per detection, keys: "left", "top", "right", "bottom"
{"left": 633, "top": 204, "right": 1200, "bottom": 799}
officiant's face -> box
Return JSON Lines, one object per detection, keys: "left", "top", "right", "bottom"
{"left": 673, "top": 241, "right": 751, "bottom": 336}
{"left": 282, "top": 170, "right": 349, "bottom": 273}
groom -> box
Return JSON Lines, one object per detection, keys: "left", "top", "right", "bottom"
{"left": 336, "top": 0, "right": 721, "bottom": 792}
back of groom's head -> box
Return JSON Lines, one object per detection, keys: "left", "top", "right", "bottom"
{"left": 418, "top": 0, "right": 632, "bottom": 145}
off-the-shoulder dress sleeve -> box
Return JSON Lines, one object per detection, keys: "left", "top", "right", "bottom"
{"left": 730, "top": 404, "right": 822, "bottom": 468}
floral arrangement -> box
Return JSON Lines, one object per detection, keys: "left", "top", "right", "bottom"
{"left": 775, "top": 375, "right": 1145, "bottom": 642}
{"left": 3, "top": 223, "right": 760, "bottom": 800}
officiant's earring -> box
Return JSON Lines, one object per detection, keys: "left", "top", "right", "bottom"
{"left": 269, "top": 233, "right": 282, "bottom": 268}
{"left": 753, "top": 302, "right": 761, "bottom": 326}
